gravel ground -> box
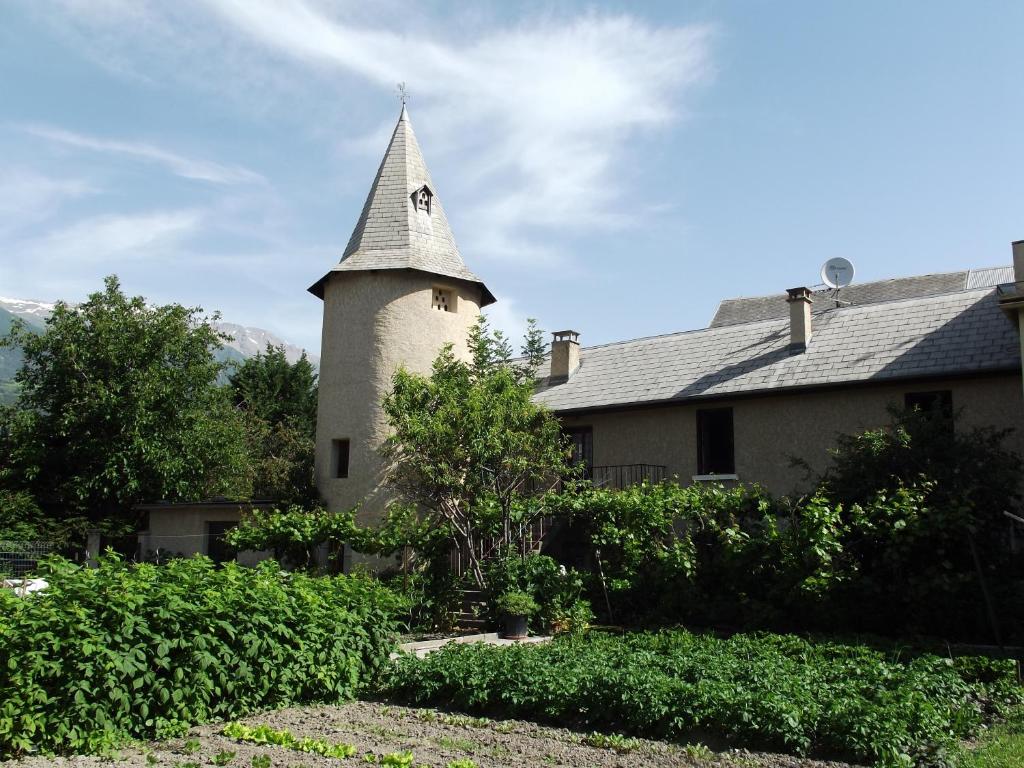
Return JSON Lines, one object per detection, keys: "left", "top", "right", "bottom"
{"left": 3, "top": 701, "right": 862, "bottom": 768}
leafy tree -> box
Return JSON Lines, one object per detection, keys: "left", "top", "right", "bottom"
{"left": 381, "top": 320, "right": 570, "bottom": 587}
{"left": 229, "top": 345, "right": 318, "bottom": 504}
{"left": 229, "top": 344, "right": 317, "bottom": 434}
{"left": 0, "top": 276, "right": 250, "bottom": 530}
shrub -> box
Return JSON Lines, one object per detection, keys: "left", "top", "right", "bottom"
{"left": 0, "top": 555, "right": 403, "bottom": 756}
{"left": 495, "top": 590, "right": 538, "bottom": 616}
{"left": 384, "top": 629, "right": 1023, "bottom": 767}
{"left": 483, "top": 554, "right": 592, "bottom": 634}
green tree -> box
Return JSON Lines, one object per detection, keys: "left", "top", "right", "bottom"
{"left": 0, "top": 276, "right": 250, "bottom": 530}
{"left": 229, "top": 345, "right": 318, "bottom": 504}
{"left": 228, "top": 344, "right": 317, "bottom": 434}
{"left": 381, "top": 320, "right": 570, "bottom": 587}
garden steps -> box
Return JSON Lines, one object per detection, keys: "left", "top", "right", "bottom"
{"left": 454, "top": 588, "right": 487, "bottom": 630}
{"left": 393, "top": 632, "right": 551, "bottom": 659}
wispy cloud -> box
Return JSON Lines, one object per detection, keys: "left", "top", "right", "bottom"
{"left": 0, "top": 168, "right": 94, "bottom": 234}
{"left": 197, "top": 0, "right": 713, "bottom": 259}
{"left": 35, "top": 0, "right": 713, "bottom": 264}
{"left": 22, "top": 123, "right": 266, "bottom": 185}
{"left": 21, "top": 209, "right": 204, "bottom": 263}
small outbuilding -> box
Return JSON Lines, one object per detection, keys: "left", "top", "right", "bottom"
{"left": 136, "top": 498, "right": 274, "bottom": 565}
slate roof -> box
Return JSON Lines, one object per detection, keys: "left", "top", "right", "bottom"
{"left": 534, "top": 286, "right": 1020, "bottom": 414}
{"left": 710, "top": 266, "right": 1012, "bottom": 327}
{"left": 309, "top": 107, "right": 494, "bottom": 304}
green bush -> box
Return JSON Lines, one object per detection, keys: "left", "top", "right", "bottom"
{"left": 483, "top": 554, "right": 592, "bottom": 633}
{"left": 384, "top": 629, "right": 1023, "bottom": 767}
{"left": 495, "top": 590, "right": 538, "bottom": 616}
{"left": 0, "top": 555, "right": 403, "bottom": 756}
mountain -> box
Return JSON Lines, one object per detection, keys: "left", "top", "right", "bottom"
{"left": 0, "top": 296, "right": 317, "bottom": 404}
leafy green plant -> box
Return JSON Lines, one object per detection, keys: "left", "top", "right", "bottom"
{"left": 251, "top": 756, "right": 270, "bottom": 768}
{"left": 483, "top": 555, "right": 591, "bottom": 634}
{"left": 495, "top": 590, "right": 538, "bottom": 617}
{"left": 682, "top": 743, "right": 714, "bottom": 760}
{"left": 0, "top": 556, "right": 401, "bottom": 757}
{"left": 384, "top": 629, "right": 1023, "bottom": 767}
{"left": 221, "top": 723, "right": 357, "bottom": 759}
{"left": 379, "top": 751, "right": 414, "bottom": 767}
{"left": 212, "top": 749, "right": 236, "bottom": 766}
{"left": 583, "top": 732, "right": 640, "bottom": 753}
{"left": 446, "top": 760, "right": 479, "bottom": 768}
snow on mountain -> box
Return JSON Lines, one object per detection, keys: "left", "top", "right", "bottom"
{"left": 0, "top": 297, "right": 55, "bottom": 325}
{"left": 0, "top": 296, "right": 317, "bottom": 366}
{"left": 213, "top": 321, "right": 315, "bottom": 365}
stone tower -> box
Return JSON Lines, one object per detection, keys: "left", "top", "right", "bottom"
{"left": 309, "top": 107, "right": 494, "bottom": 552}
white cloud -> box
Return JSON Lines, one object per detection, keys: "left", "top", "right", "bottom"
{"left": 197, "top": 1, "right": 712, "bottom": 258}
{"left": 22, "top": 124, "right": 266, "bottom": 185}
{"left": 21, "top": 209, "right": 204, "bottom": 264}
{"left": 36, "top": 0, "right": 713, "bottom": 264}
{"left": 0, "top": 169, "right": 93, "bottom": 234}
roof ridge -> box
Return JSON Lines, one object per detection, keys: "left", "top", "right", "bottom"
{"left": 717, "top": 267, "right": 973, "bottom": 304}
{"left": 579, "top": 284, "right": 998, "bottom": 354}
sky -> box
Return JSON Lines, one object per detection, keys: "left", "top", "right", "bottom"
{"left": 1, "top": 1, "right": 1022, "bottom": 354}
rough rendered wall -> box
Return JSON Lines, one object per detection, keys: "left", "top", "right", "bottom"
{"left": 559, "top": 373, "right": 1024, "bottom": 498}
{"left": 315, "top": 270, "right": 483, "bottom": 534}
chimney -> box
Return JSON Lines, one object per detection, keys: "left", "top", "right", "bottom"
{"left": 549, "top": 330, "right": 580, "bottom": 380}
{"left": 786, "top": 287, "right": 813, "bottom": 352}
{"left": 1014, "top": 240, "right": 1024, "bottom": 284}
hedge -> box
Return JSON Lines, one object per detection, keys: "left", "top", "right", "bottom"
{"left": 0, "top": 556, "right": 403, "bottom": 756}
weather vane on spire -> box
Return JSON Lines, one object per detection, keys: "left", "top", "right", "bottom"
{"left": 396, "top": 82, "right": 409, "bottom": 106}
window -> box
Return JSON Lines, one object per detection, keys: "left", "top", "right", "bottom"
{"left": 564, "top": 426, "right": 593, "bottom": 479}
{"left": 205, "top": 521, "right": 236, "bottom": 564}
{"left": 432, "top": 287, "right": 453, "bottom": 312}
{"left": 413, "top": 185, "right": 432, "bottom": 213}
{"left": 697, "top": 408, "right": 734, "bottom": 475}
{"left": 904, "top": 390, "right": 953, "bottom": 419}
{"left": 332, "top": 439, "right": 350, "bottom": 479}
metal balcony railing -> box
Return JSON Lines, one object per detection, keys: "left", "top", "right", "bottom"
{"left": 589, "top": 464, "right": 667, "bottom": 489}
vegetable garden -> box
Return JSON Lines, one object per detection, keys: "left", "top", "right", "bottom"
{"left": 385, "top": 629, "right": 1023, "bottom": 768}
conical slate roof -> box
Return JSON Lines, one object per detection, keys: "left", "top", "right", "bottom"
{"left": 309, "top": 107, "right": 494, "bottom": 305}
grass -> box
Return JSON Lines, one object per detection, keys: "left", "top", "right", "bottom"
{"left": 958, "top": 709, "right": 1024, "bottom": 768}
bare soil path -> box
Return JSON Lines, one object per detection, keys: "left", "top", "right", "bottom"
{"left": 3, "top": 701, "right": 861, "bottom": 768}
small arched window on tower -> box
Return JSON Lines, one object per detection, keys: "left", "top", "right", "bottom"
{"left": 432, "top": 286, "right": 454, "bottom": 312}
{"left": 412, "top": 185, "right": 432, "bottom": 214}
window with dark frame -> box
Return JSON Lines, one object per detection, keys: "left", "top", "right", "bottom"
{"left": 697, "top": 407, "right": 735, "bottom": 475}
{"left": 332, "top": 438, "right": 350, "bottom": 479}
{"left": 564, "top": 426, "right": 593, "bottom": 479}
{"left": 904, "top": 390, "right": 953, "bottom": 419}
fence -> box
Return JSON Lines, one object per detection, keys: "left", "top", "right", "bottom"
{"left": 0, "top": 540, "right": 56, "bottom": 578}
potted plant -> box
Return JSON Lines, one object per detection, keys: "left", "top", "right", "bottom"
{"left": 495, "top": 590, "right": 538, "bottom": 640}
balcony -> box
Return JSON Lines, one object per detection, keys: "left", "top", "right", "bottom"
{"left": 588, "top": 463, "right": 667, "bottom": 489}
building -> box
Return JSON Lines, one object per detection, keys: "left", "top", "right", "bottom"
{"left": 312, "top": 108, "right": 1024, "bottom": 535}
{"left": 308, "top": 107, "right": 494, "bottom": 567}
{"left": 538, "top": 263, "right": 1024, "bottom": 497}
{"left": 137, "top": 499, "right": 275, "bottom": 565}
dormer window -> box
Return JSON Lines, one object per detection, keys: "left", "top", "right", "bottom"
{"left": 413, "top": 185, "right": 432, "bottom": 214}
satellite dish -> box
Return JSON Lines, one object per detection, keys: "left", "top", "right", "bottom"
{"left": 821, "top": 257, "right": 855, "bottom": 289}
